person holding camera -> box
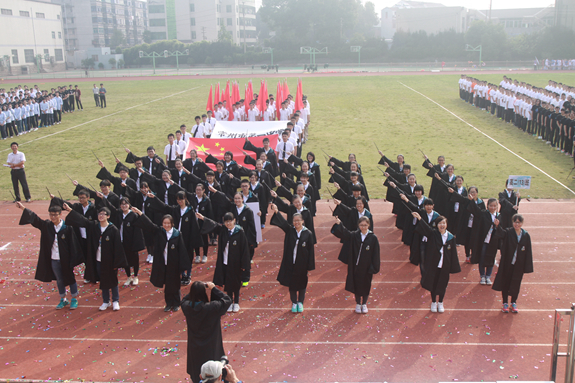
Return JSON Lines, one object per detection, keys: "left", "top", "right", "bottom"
{"left": 181, "top": 281, "right": 232, "bottom": 383}
{"left": 199, "top": 360, "right": 242, "bottom": 383}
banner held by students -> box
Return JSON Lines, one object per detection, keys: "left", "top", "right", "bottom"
{"left": 210, "top": 121, "right": 287, "bottom": 138}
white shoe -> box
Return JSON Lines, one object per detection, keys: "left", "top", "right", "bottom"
{"left": 361, "top": 304, "right": 368, "bottom": 314}
{"left": 194, "top": 256, "right": 200, "bottom": 264}
{"left": 480, "top": 276, "right": 486, "bottom": 285}
{"left": 112, "top": 301, "right": 120, "bottom": 311}
{"left": 99, "top": 302, "right": 111, "bottom": 311}
{"left": 132, "top": 276, "right": 139, "bottom": 286}
{"left": 124, "top": 276, "right": 133, "bottom": 286}
{"left": 232, "top": 303, "right": 240, "bottom": 313}
{"left": 431, "top": 302, "right": 438, "bottom": 313}
{"left": 227, "top": 305, "right": 233, "bottom": 312}
{"left": 355, "top": 304, "right": 362, "bottom": 314}
{"left": 437, "top": 302, "right": 445, "bottom": 313}
{"left": 201, "top": 255, "right": 207, "bottom": 263}
{"left": 485, "top": 277, "right": 492, "bottom": 285}
{"left": 83, "top": 279, "right": 90, "bottom": 284}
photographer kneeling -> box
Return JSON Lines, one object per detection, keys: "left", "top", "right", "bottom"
{"left": 200, "top": 360, "right": 242, "bottom": 383}
{"left": 182, "top": 281, "right": 232, "bottom": 383}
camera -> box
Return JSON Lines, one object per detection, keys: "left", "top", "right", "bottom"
{"left": 220, "top": 356, "right": 229, "bottom": 379}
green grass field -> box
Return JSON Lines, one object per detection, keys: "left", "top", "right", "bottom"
{"left": 2, "top": 73, "right": 575, "bottom": 202}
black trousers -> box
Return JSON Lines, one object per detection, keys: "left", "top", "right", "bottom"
{"left": 76, "top": 98, "right": 83, "bottom": 109}
{"left": 11, "top": 168, "right": 30, "bottom": 201}
{"left": 164, "top": 285, "right": 181, "bottom": 306}
{"left": 7, "top": 122, "right": 17, "bottom": 137}
{"left": 94, "top": 94, "right": 100, "bottom": 107}
{"left": 100, "top": 95, "right": 106, "bottom": 108}
{"left": 68, "top": 95, "right": 75, "bottom": 111}
{"left": 289, "top": 288, "right": 306, "bottom": 303}
{"left": 56, "top": 110, "right": 62, "bottom": 123}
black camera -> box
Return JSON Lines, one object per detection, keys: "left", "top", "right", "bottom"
{"left": 220, "top": 355, "right": 229, "bottom": 380}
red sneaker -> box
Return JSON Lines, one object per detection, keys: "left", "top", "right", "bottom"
{"left": 511, "top": 303, "right": 518, "bottom": 313}
{"left": 501, "top": 303, "right": 509, "bottom": 313}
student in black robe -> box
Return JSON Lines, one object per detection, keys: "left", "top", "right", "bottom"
{"left": 132, "top": 208, "right": 191, "bottom": 312}
{"left": 445, "top": 176, "right": 467, "bottom": 239}
{"left": 428, "top": 164, "right": 457, "bottom": 217}
{"left": 243, "top": 136, "right": 278, "bottom": 176}
{"left": 283, "top": 160, "right": 319, "bottom": 212}
{"left": 100, "top": 196, "right": 146, "bottom": 287}
{"left": 72, "top": 179, "right": 121, "bottom": 210}
{"left": 275, "top": 179, "right": 314, "bottom": 213}
{"left": 327, "top": 153, "right": 362, "bottom": 174}
{"left": 146, "top": 190, "right": 203, "bottom": 285}
{"left": 182, "top": 149, "right": 211, "bottom": 181}
{"left": 17, "top": 202, "right": 84, "bottom": 310}
{"left": 492, "top": 214, "right": 533, "bottom": 313}
{"left": 305, "top": 152, "right": 321, "bottom": 192}
{"left": 215, "top": 161, "right": 241, "bottom": 200}
{"left": 398, "top": 185, "right": 426, "bottom": 246}
{"left": 381, "top": 163, "right": 411, "bottom": 215}
{"left": 384, "top": 173, "right": 416, "bottom": 230}
{"left": 124, "top": 146, "right": 165, "bottom": 178}
{"left": 332, "top": 197, "right": 373, "bottom": 232}
{"left": 64, "top": 203, "right": 127, "bottom": 311}
{"left": 331, "top": 215, "right": 380, "bottom": 314}
{"left": 330, "top": 170, "right": 369, "bottom": 201}
{"left": 468, "top": 196, "right": 501, "bottom": 286}
{"left": 412, "top": 212, "right": 461, "bottom": 313}
{"left": 270, "top": 188, "right": 316, "bottom": 242}
{"left": 422, "top": 154, "right": 447, "bottom": 203}
{"left": 205, "top": 151, "right": 240, "bottom": 177}
{"left": 197, "top": 212, "right": 251, "bottom": 313}
{"left": 129, "top": 181, "right": 159, "bottom": 262}
{"left": 143, "top": 169, "right": 179, "bottom": 206}
{"left": 498, "top": 181, "right": 521, "bottom": 229}
{"left": 329, "top": 160, "right": 367, "bottom": 194}
{"left": 270, "top": 204, "right": 315, "bottom": 313}
{"left": 451, "top": 186, "right": 484, "bottom": 261}
{"left": 181, "top": 281, "right": 232, "bottom": 383}
{"left": 378, "top": 154, "right": 405, "bottom": 210}
{"left": 248, "top": 171, "right": 269, "bottom": 228}
{"left": 333, "top": 184, "right": 371, "bottom": 212}
{"left": 113, "top": 157, "right": 147, "bottom": 191}
{"left": 157, "top": 158, "right": 196, "bottom": 192}
{"left": 408, "top": 199, "right": 440, "bottom": 274}
{"left": 96, "top": 160, "right": 136, "bottom": 199}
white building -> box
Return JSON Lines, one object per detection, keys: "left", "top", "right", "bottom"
{"left": 147, "top": 0, "right": 256, "bottom": 45}
{"left": 0, "top": 0, "right": 66, "bottom": 75}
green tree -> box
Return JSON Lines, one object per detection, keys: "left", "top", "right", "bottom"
{"left": 464, "top": 21, "right": 508, "bottom": 61}
{"left": 218, "top": 24, "right": 233, "bottom": 43}
{"left": 108, "top": 57, "right": 117, "bottom": 68}
{"left": 118, "top": 58, "right": 125, "bottom": 68}
{"left": 81, "top": 57, "right": 95, "bottom": 69}
{"left": 109, "top": 29, "right": 125, "bottom": 49}
{"left": 98, "top": 62, "right": 105, "bottom": 69}
{"left": 142, "top": 30, "right": 153, "bottom": 44}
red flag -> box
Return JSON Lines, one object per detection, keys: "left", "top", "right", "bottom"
{"left": 294, "top": 78, "right": 303, "bottom": 112}
{"left": 283, "top": 80, "right": 289, "bottom": 99}
{"left": 257, "top": 80, "right": 266, "bottom": 116}
{"left": 206, "top": 85, "right": 213, "bottom": 112}
{"left": 224, "top": 81, "right": 234, "bottom": 121}
{"left": 276, "top": 81, "right": 282, "bottom": 120}
{"left": 244, "top": 81, "right": 253, "bottom": 114}
{"left": 187, "top": 135, "right": 278, "bottom": 170}
{"left": 214, "top": 83, "right": 220, "bottom": 105}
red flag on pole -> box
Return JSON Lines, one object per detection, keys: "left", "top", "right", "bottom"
{"left": 214, "top": 83, "right": 220, "bottom": 105}
{"left": 276, "top": 81, "right": 282, "bottom": 120}
{"left": 206, "top": 85, "right": 213, "bottom": 112}
{"left": 294, "top": 78, "right": 304, "bottom": 112}
{"left": 283, "top": 79, "right": 289, "bottom": 99}
{"left": 257, "top": 80, "right": 266, "bottom": 116}
{"left": 224, "top": 81, "right": 234, "bottom": 121}
{"left": 245, "top": 81, "right": 253, "bottom": 114}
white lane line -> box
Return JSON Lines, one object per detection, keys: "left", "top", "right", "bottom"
{"left": 0, "top": 86, "right": 201, "bottom": 153}
{"left": 0, "top": 242, "right": 10, "bottom": 251}
{"left": 399, "top": 81, "right": 575, "bottom": 196}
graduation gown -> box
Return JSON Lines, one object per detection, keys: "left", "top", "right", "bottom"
{"left": 274, "top": 195, "right": 316, "bottom": 242}
{"left": 453, "top": 196, "right": 485, "bottom": 248}
{"left": 492, "top": 227, "right": 533, "bottom": 296}
{"left": 281, "top": 177, "right": 316, "bottom": 216}
{"left": 210, "top": 190, "right": 258, "bottom": 248}
{"left": 332, "top": 203, "right": 373, "bottom": 233}
{"left": 215, "top": 170, "right": 240, "bottom": 200}
{"left": 114, "top": 161, "right": 146, "bottom": 190}
{"left": 65, "top": 210, "right": 127, "bottom": 290}
{"left": 50, "top": 197, "right": 97, "bottom": 258}
{"left": 19, "top": 209, "right": 84, "bottom": 286}
{"left": 447, "top": 187, "right": 468, "bottom": 240}
{"left": 157, "top": 162, "right": 197, "bottom": 192}
{"left": 243, "top": 140, "right": 278, "bottom": 176}
{"left": 271, "top": 212, "right": 315, "bottom": 291}
{"left": 96, "top": 167, "right": 136, "bottom": 199}
{"left": 249, "top": 181, "right": 269, "bottom": 222}
{"left": 329, "top": 156, "right": 362, "bottom": 174}
{"left": 125, "top": 152, "right": 165, "bottom": 178}
{"left": 498, "top": 190, "right": 521, "bottom": 229}
{"left": 205, "top": 155, "right": 240, "bottom": 177}
{"left": 330, "top": 165, "right": 368, "bottom": 197}
{"left": 201, "top": 218, "right": 251, "bottom": 289}
{"left": 423, "top": 159, "right": 446, "bottom": 203}
{"left": 409, "top": 209, "right": 440, "bottom": 266}
{"left": 415, "top": 220, "right": 461, "bottom": 295}
{"left": 74, "top": 183, "right": 121, "bottom": 210}
{"left": 468, "top": 202, "right": 500, "bottom": 266}
{"left": 383, "top": 170, "right": 407, "bottom": 215}
{"left": 182, "top": 158, "right": 211, "bottom": 181}
{"left": 331, "top": 223, "right": 380, "bottom": 296}
{"left": 427, "top": 169, "right": 456, "bottom": 217}
{"left": 133, "top": 214, "right": 191, "bottom": 292}
{"left": 181, "top": 288, "right": 232, "bottom": 382}
{"left": 379, "top": 155, "right": 403, "bottom": 205}
{"left": 401, "top": 196, "right": 426, "bottom": 246}
{"left": 333, "top": 188, "right": 371, "bottom": 212}
{"left": 330, "top": 172, "right": 369, "bottom": 201}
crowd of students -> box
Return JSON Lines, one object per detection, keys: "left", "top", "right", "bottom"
{"left": 459, "top": 75, "right": 575, "bottom": 159}
{"left": 540, "top": 59, "right": 575, "bottom": 71}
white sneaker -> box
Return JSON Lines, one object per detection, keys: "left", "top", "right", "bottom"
{"left": 361, "top": 304, "right": 368, "bottom": 314}
{"left": 232, "top": 303, "right": 240, "bottom": 313}
{"left": 83, "top": 279, "right": 90, "bottom": 284}
{"left": 201, "top": 256, "right": 207, "bottom": 263}
{"left": 437, "top": 302, "right": 445, "bottom": 313}
{"left": 480, "top": 276, "right": 486, "bottom": 285}
{"left": 485, "top": 277, "right": 492, "bottom": 285}
{"left": 355, "top": 304, "right": 362, "bottom": 313}
{"left": 124, "top": 276, "right": 133, "bottom": 286}
{"left": 227, "top": 305, "right": 233, "bottom": 312}
{"left": 194, "top": 256, "right": 200, "bottom": 264}
{"left": 132, "top": 276, "right": 139, "bottom": 285}
{"left": 112, "top": 302, "right": 120, "bottom": 311}
{"left": 431, "top": 302, "right": 438, "bottom": 313}
{"left": 99, "top": 302, "right": 111, "bottom": 311}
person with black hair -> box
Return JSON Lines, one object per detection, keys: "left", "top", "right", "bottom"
{"left": 72, "top": 178, "right": 120, "bottom": 209}
{"left": 164, "top": 133, "right": 180, "bottom": 169}
{"left": 7, "top": 142, "right": 31, "bottom": 202}
{"left": 16, "top": 202, "right": 84, "bottom": 310}
{"left": 270, "top": 204, "right": 315, "bottom": 313}
{"left": 423, "top": 154, "right": 446, "bottom": 203}
{"left": 96, "top": 159, "right": 136, "bottom": 199}
{"left": 398, "top": 184, "right": 426, "bottom": 246}
{"left": 182, "top": 149, "right": 211, "bottom": 181}
{"left": 197, "top": 212, "right": 250, "bottom": 313}
{"left": 409, "top": 198, "right": 439, "bottom": 275}
{"left": 468, "top": 195, "right": 501, "bottom": 285}
{"left": 498, "top": 181, "right": 521, "bottom": 229}
{"left": 205, "top": 150, "right": 239, "bottom": 178}
{"left": 124, "top": 146, "right": 165, "bottom": 178}
{"left": 248, "top": 171, "right": 269, "bottom": 228}
{"left": 63, "top": 203, "right": 126, "bottom": 311}
{"left": 98, "top": 83, "right": 106, "bottom": 108}
{"left": 446, "top": 176, "right": 467, "bottom": 239}
{"left": 451, "top": 186, "right": 485, "bottom": 262}
{"left": 243, "top": 136, "right": 278, "bottom": 176}
{"left": 181, "top": 281, "right": 232, "bottom": 383}
{"left": 132, "top": 207, "right": 191, "bottom": 312}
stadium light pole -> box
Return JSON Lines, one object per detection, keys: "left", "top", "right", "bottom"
{"left": 262, "top": 47, "right": 273, "bottom": 66}
{"left": 465, "top": 44, "right": 482, "bottom": 67}
{"left": 351, "top": 46, "right": 361, "bottom": 67}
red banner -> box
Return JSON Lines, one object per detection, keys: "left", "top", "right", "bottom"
{"left": 187, "top": 135, "right": 278, "bottom": 170}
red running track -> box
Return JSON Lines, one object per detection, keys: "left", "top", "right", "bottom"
{"left": 0, "top": 199, "right": 573, "bottom": 382}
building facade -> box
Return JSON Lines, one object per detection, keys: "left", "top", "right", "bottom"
{"left": 0, "top": 0, "right": 66, "bottom": 74}
{"left": 147, "top": 0, "right": 256, "bottom": 45}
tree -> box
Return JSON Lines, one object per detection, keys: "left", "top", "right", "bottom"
{"left": 142, "top": 30, "right": 153, "bottom": 44}
{"left": 98, "top": 62, "right": 105, "bottom": 69}
{"left": 218, "top": 24, "right": 233, "bottom": 43}
{"left": 109, "top": 29, "right": 125, "bottom": 49}
{"left": 108, "top": 57, "right": 117, "bottom": 68}
{"left": 81, "top": 57, "right": 95, "bottom": 70}
{"left": 464, "top": 21, "right": 508, "bottom": 61}
{"left": 118, "top": 58, "right": 125, "bottom": 68}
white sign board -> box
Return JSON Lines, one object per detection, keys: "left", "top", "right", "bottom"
{"left": 211, "top": 121, "right": 289, "bottom": 139}
{"left": 246, "top": 202, "right": 262, "bottom": 243}
{"left": 507, "top": 175, "right": 531, "bottom": 189}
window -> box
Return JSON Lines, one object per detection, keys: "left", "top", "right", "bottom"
{"left": 11, "top": 50, "right": 18, "bottom": 64}
{"left": 57, "top": 14, "right": 60, "bottom": 19}
{"left": 226, "top": 5, "right": 232, "bottom": 12}
{"left": 19, "top": 10, "right": 30, "bottom": 17}
{"left": 92, "top": 55, "right": 99, "bottom": 62}
{"left": 150, "top": 31, "right": 166, "bottom": 40}
{"left": 55, "top": 49, "right": 63, "bottom": 62}
{"left": 149, "top": 18, "right": 165, "bottom": 26}
{"left": 190, "top": 17, "right": 195, "bottom": 26}
{"left": 1, "top": 8, "right": 12, "bottom": 15}
{"left": 52, "top": 31, "right": 56, "bottom": 39}
{"left": 58, "top": 31, "right": 62, "bottom": 38}
{"left": 148, "top": 4, "right": 164, "bottom": 13}
{"left": 227, "top": 18, "right": 232, "bottom": 26}
{"left": 217, "top": 4, "right": 221, "bottom": 12}
{"left": 24, "top": 49, "right": 35, "bottom": 63}
{"left": 217, "top": 18, "right": 220, "bottom": 25}
{"left": 191, "top": 30, "right": 196, "bottom": 39}
{"left": 36, "top": 12, "right": 45, "bottom": 18}
{"left": 190, "top": 3, "right": 194, "bottom": 12}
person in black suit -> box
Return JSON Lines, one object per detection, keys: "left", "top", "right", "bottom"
{"left": 124, "top": 146, "right": 165, "bottom": 178}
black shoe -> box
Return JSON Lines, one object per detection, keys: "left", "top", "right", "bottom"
{"left": 164, "top": 305, "right": 171, "bottom": 312}
{"left": 172, "top": 305, "right": 180, "bottom": 312}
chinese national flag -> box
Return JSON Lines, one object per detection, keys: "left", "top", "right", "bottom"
{"left": 187, "top": 135, "right": 278, "bottom": 170}
{"left": 206, "top": 85, "right": 213, "bottom": 112}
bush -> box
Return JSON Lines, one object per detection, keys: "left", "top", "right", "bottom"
{"left": 98, "top": 62, "right": 105, "bottom": 70}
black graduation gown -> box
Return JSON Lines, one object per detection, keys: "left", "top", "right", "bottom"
{"left": 423, "top": 160, "right": 446, "bottom": 203}
{"left": 144, "top": 176, "right": 179, "bottom": 206}
{"left": 468, "top": 202, "right": 500, "bottom": 266}
{"left": 383, "top": 170, "right": 407, "bottom": 215}
{"left": 492, "top": 227, "right": 533, "bottom": 296}
{"left": 330, "top": 165, "right": 368, "bottom": 197}
{"left": 427, "top": 169, "right": 456, "bottom": 217}
{"left": 96, "top": 167, "right": 137, "bottom": 199}
{"left": 447, "top": 187, "right": 468, "bottom": 240}
{"left": 401, "top": 196, "right": 426, "bottom": 246}
{"left": 333, "top": 188, "right": 371, "bottom": 212}
{"left": 205, "top": 155, "right": 240, "bottom": 177}
{"left": 74, "top": 184, "right": 121, "bottom": 210}
{"left": 157, "top": 161, "right": 197, "bottom": 192}
{"left": 243, "top": 140, "right": 278, "bottom": 176}
{"left": 281, "top": 177, "right": 316, "bottom": 216}
{"left": 332, "top": 203, "right": 373, "bottom": 233}
{"left": 181, "top": 288, "right": 232, "bottom": 383}
{"left": 19, "top": 209, "right": 84, "bottom": 286}
{"left": 148, "top": 197, "right": 204, "bottom": 257}
{"left": 454, "top": 196, "right": 485, "bottom": 248}
{"left": 409, "top": 209, "right": 440, "bottom": 266}
{"left": 65, "top": 210, "right": 127, "bottom": 290}
{"left": 132, "top": 190, "right": 161, "bottom": 226}
{"left": 498, "top": 190, "right": 521, "bottom": 229}
{"left": 271, "top": 212, "right": 315, "bottom": 291}
{"left": 379, "top": 155, "right": 403, "bottom": 205}
{"left": 201, "top": 218, "right": 251, "bottom": 289}
{"left": 331, "top": 223, "right": 380, "bottom": 296}
{"left": 182, "top": 158, "right": 211, "bottom": 181}
{"left": 114, "top": 161, "right": 146, "bottom": 190}
{"left": 283, "top": 161, "right": 321, "bottom": 203}
{"left": 215, "top": 170, "right": 240, "bottom": 200}
{"left": 249, "top": 181, "right": 269, "bottom": 223}
{"left": 329, "top": 156, "right": 362, "bottom": 174}
{"left": 133, "top": 214, "right": 191, "bottom": 293}
{"left": 331, "top": 172, "right": 369, "bottom": 201}
{"left": 415, "top": 220, "right": 461, "bottom": 295}
{"left": 274, "top": 195, "right": 316, "bottom": 242}
{"left": 126, "top": 152, "right": 165, "bottom": 178}
{"left": 50, "top": 197, "right": 97, "bottom": 258}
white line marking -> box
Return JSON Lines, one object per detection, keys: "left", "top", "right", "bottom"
{"left": 0, "top": 336, "right": 556, "bottom": 347}
{"left": 0, "top": 242, "right": 10, "bottom": 251}
{"left": 0, "top": 86, "right": 201, "bottom": 153}
{"left": 399, "top": 81, "right": 575, "bottom": 196}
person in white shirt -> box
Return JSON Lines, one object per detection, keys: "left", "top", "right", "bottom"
{"left": 92, "top": 84, "right": 100, "bottom": 107}
{"left": 164, "top": 133, "right": 180, "bottom": 168}
{"left": 175, "top": 130, "right": 187, "bottom": 160}
{"left": 191, "top": 116, "right": 204, "bottom": 138}
{"left": 206, "top": 111, "right": 216, "bottom": 138}
{"left": 247, "top": 101, "right": 259, "bottom": 122}
{"left": 220, "top": 101, "right": 229, "bottom": 120}
{"left": 213, "top": 104, "right": 223, "bottom": 121}
{"left": 196, "top": 115, "right": 208, "bottom": 138}
{"left": 7, "top": 142, "right": 31, "bottom": 202}
{"left": 54, "top": 92, "right": 63, "bottom": 124}
{"left": 262, "top": 100, "right": 274, "bottom": 121}
{"left": 0, "top": 106, "right": 7, "bottom": 139}
{"left": 279, "top": 101, "right": 291, "bottom": 121}
{"left": 179, "top": 125, "right": 192, "bottom": 159}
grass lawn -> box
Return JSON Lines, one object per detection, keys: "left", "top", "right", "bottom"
{"left": 1, "top": 73, "right": 574, "bottom": 202}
